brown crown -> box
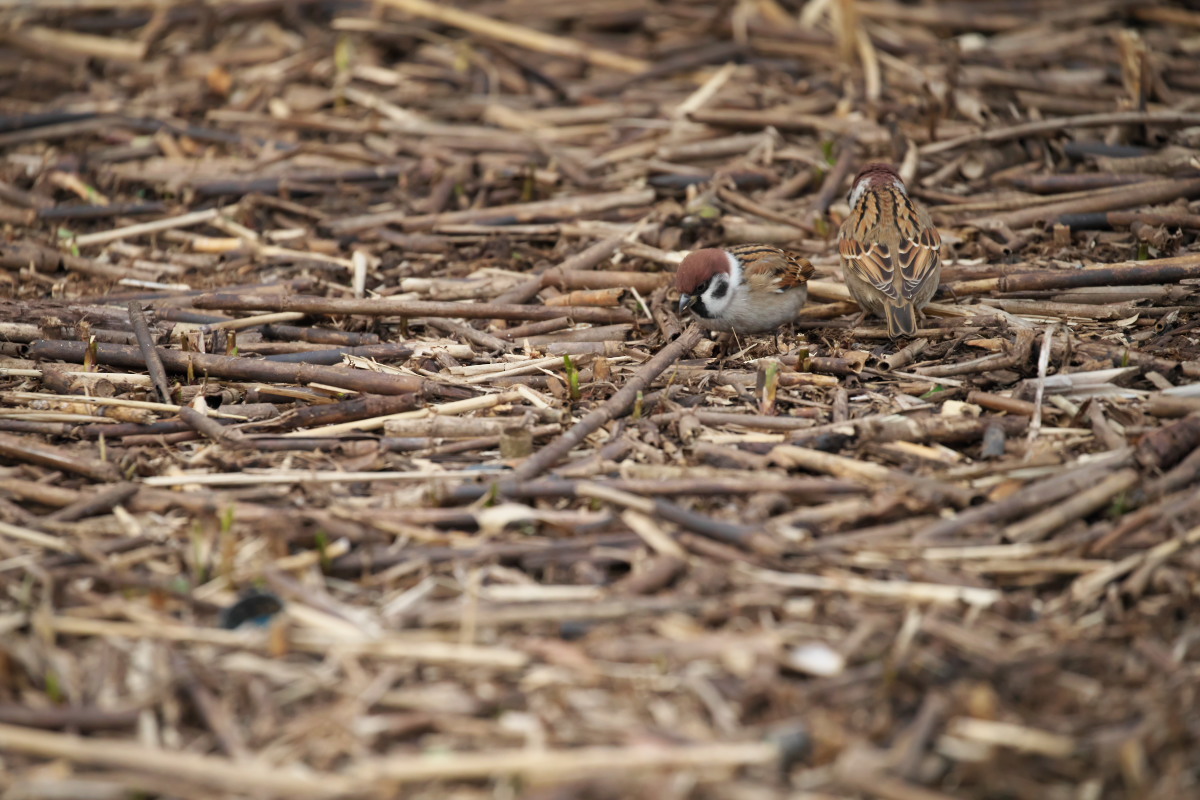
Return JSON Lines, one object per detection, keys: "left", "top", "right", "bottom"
{"left": 852, "top": 161, "right": 903, "bottom": 189}
{"left": 675, "top": 249, "right": 731, "bottom": 294}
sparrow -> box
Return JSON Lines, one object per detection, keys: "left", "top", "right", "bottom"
{"left": 838, "top": 162, "right": 942, "bottom": 339}
{"left": 675, "top": 244, "right": 815, "bottom": 334}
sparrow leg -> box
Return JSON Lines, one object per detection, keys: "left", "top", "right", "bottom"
{"left": 850, "top": 310, "right": 868, "bottom": 328}
{"left": 777, "top": 323, "right": 796, "bottom": 355}
{"left": 721, "top": 333, "right": 736, "bottom": 362}
{"left": 718, "top": 331, "right": 745, "bottom": 363}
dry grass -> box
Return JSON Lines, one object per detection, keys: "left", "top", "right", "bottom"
{"left": 1, "top": 1, "right": 1200, "bottom": 798}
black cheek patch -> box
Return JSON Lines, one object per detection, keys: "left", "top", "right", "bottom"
{"left": 711, "top": 281, "right": 728, "bottom": 300}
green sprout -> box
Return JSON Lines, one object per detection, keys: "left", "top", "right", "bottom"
{"left": 522, "top": 167, "right": 536, "bottom": 202}
{"left": 1109, "top": 492, "right": 1133, "bottom": 518}
{"left": 821, "top": 139, "right": 836, "bottom": 165}
{"left": 315, "top": 530, "right": 331, "bottom": 571}
{"left": 759, "top": 360, "right": 780, "bottom": 416}
{"left": 562, "top": 354, "right": 581, "bottom": 401}
{"left": 190, "top": 522, "right": 207, "bottom": 584}
{"left": 334, "top": 34, "right": 353, "bottom": 74}
{"left": 45, "top": 670, "right": 63, "bottom": 703}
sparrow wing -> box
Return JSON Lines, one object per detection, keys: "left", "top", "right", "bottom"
{"left": 731, "top": 245, "right": 814, "bottom": 293}
{"left": 778, "top": 252, "right": 816, "bottom": 288}
{"left": 838, "top": 235, "right": 901, "bottom": 302}
{"left": 895, "top": 206, "right": 942, "bottom": 302}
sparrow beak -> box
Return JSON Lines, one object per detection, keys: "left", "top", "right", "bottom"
{"left": 678, "top": 293, "right": 696, "bottom": 314}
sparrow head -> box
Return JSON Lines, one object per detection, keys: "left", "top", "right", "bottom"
{"left": 675, "top": 248, "right": 736, "bottom": 319}
{"left": 848, "top": 161, "right": 906, "bottom": 208}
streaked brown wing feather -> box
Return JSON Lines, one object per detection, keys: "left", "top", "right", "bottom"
{"left": 778, "top": 253, "right": 815, "bottom": 288}
{"left": 839, "top": 237, "right": 900, "bottom": 301}
{"left": 734, "top": 245, "right": 814, "bottom": 293}
{"left": 895, "top": 215, "right": 941, "bottom": 300}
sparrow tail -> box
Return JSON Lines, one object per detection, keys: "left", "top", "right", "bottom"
{"left": 884, "top": 304, "right": 917, "bottom": 339}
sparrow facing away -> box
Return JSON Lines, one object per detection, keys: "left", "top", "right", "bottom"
{"left": 675, "top": 244, "right": 816, "bottom": 334}
{"left": 838, "top": 162, "right": 942, "bottom": 339}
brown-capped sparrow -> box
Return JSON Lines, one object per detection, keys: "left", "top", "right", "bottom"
{"left": 675, "top": 244, "right": 815, "bottom": 334}
{"left": 838, "top": 162, "right": 942, "bottom": 339}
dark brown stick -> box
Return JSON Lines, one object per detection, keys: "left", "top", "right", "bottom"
{"left": 922, "top": 111, "right": 1200, "bottom": 156}
{"left": 0, "top": 705, "right": 140, "bottom": 732}
{"left": 915, "top": 452, "right": 1133, "bottom": 542}
{"left": 652, "top": 497, "right": 777, "bottom": 555}
{"left": 1146, "top": 443, "right": 1200, "bottom": 498}
{"left": 811, "top": 137, "right": 858, "bottom": 215}
{"left": 426, "top": 319, "right": 511, "bottom": 353}
{"left": 687, "top": 108, "right": 870, "bottom": 136}
{"left": 0, "top": 432, "right": 121, "bottom": 482}
{"left": 38, "top": 202, "right": 168, "bottom": 220}
{"left": 1059, "top": 210, "right": 1200, "bottom": 231}
{"left": 915, "top": 329, "right": 1036, "bottom": 378}
{"left": 261, "top": 343, "right": 414, "bottom": 364}
{"left": 192, "top": 294, "right": 635, "bottom": 324}
{"left": 25, "top": 339, "right": 451, "bottom": 398}
{"left": 964, "top": 177, "right": 1200, "bottom": 229}
{"left": 0, "top": 241, "right": 130, "bottom": 280}
{"left": 445, "top": 475, "right": 860, "bottom": 503}
{"left": 499, "top": 317, "right": 572, "bottom": 340}
{"left": 178, "top": 407, "right": 252, "bottom": 450}
{"left": 966, "top": 391, "right": 1038, "bottom": 417}
{"left": 1135, "top": 412, "right": 1200, "bottom": 472}
{"left": 614, "top": 555, "right": 685, "bottom": 595}
{"left": 261, "top": 324, "right": 380, "bottom": 346}
{"left": 191, "top": 164, "right": 412, "bottom": 197}
{"left": 45, "top": 483, "right": 140, "bottom": 523}
{"left": 507, "top": 324, "right": 702, "bottom": 480}
{"left": 1005, "top": 173, "right": 1163, "bottom": 194}
{"left": 944, "top": 253, "right": 1200, "bottom": 295}
{"left": 270, "top": 393, "right": 422, "bottom": 430}
{"left": 329, "top": 188, "right": 654, "bottom": 234}
{"left": 127, "top": 302, "right": 173, "bottom": 404}
{"left": 542, "top": 269, "right": 669, "bottom": 293}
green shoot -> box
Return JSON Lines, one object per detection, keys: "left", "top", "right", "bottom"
{"left": 562, "top": 354, "right": 581, "bottom": 401}
{"left": 315, "top": 530, "right": 331, "bottom": 571}
{"left": 821, "top": 139, "right": 836, "bottom": 165}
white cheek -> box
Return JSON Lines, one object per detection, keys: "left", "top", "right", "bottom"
{"left": 892, "top": 177, "right": 907, "bottom": 195}
{"left": 703, "top": 255, "right": 743, "bottom": 315}
{"left": 725, "top": 250, "right": 740, "bottom": 275}
{"left": 849, "top": 181, "right": 868, "bottom": 208}
{"left": 702, "top": 276, "right": 732, "bottom": 314}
